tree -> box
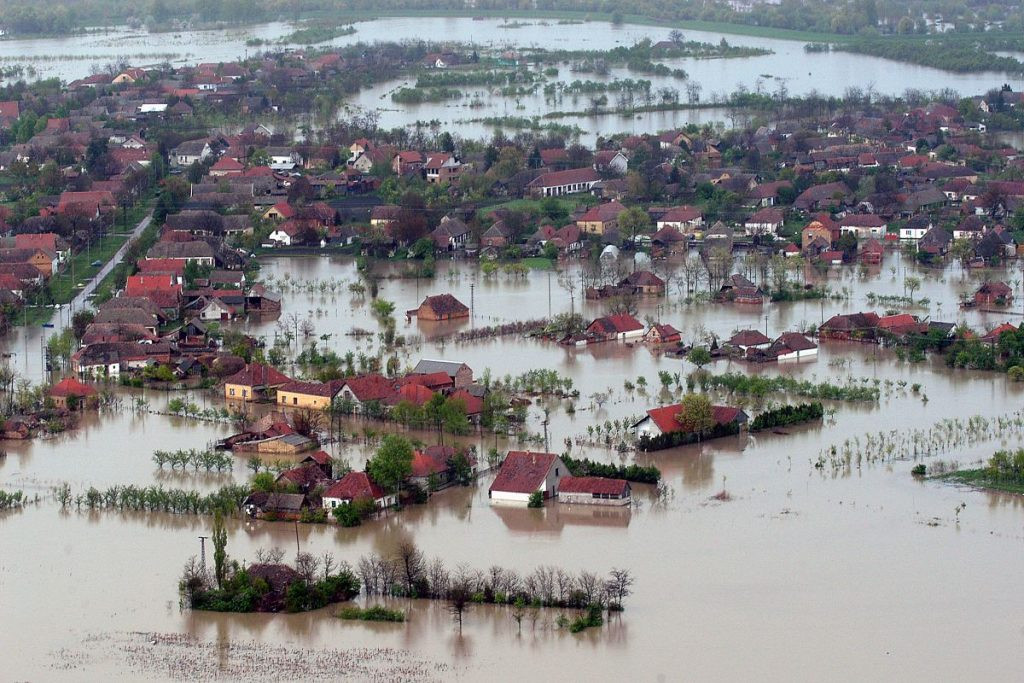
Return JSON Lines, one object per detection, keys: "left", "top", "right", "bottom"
{"left": 70, "top": 309, "right": 95, "bottom": 341}
{"left": 675, "top": 393, "right": 714, "bottom": 437}
{"left": 367, "top": 434, "right": 413, "bottom": 502}
{"left": 396, "top": 541, "right": 426, "bottom": 596}
{"left": 606, "top": 567, "right": 634, "bottom": 609}
{"left": 617, "top": 207, "right": 651, "bottom": 246}
{"left": 447, "top": 569, "right": 473, "bottom": 632}
{"left": 527, "top": 490, "right": 544, "bottom": 508}
{"left": 904, "top": 275, "right": 921, "bottom": 303}
{"left": 687, "top": 347, "right": 712, "bottom": 369}
{"left": 211, "top": 509, "right": 228, "bottom": 589}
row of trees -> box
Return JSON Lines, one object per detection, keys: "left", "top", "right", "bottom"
{"left": 750, "top": 402, "right": 824, "bottom": 431}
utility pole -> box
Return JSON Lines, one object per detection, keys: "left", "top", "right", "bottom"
{"left": 547, "top": 270, "right": 551, "bottom": 317}
{"left": 764, "top": 314, "right": 769, "bottom": 337}
{"left": 469, "top": 282, "right": 475, "bottom": 327}
{"left": 198, "top": 536, "right": 208, "bottom": 569}
{"left": 294, "top": 520, "right": 300, "bottom": 557}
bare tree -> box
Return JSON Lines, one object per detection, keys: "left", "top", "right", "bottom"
{"left": 255, "top": 547, "right": 286, "bottom": 564}
{"left": 427, "top": 557, "right": 450, "bottom": 599}
{"left": 448, "top": 565, "right": 474, "bottom": 632}
{"left": 577, "top": 570, "right": 602, "bottom": 606}
{"left": 396, "top": 541, "right": 426, "bottom": 596}
{"left": 295, "top": 552, "right": 320, "bottom": 585}
{"left": 321, "top": 552, "right": 337, "bottom": 580}
{"left": 606, "top": 568, "right": 634, "bottom": 609}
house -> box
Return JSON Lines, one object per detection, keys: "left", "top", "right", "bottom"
{"left": 335, "top": 374, "right": 398, "bottom": 412}
{"left": 322, "top": 471, "right": 396, "bottom": 510}
{"left": 593, "top": 150, "right": 629, "bottom": 175}
{"left": 172, "top": 139, "right": 212, "bottom": 166}
{"left": 819, "top": 312, "right": 880, "bottom": 341}
{"left": 49, "top": 378, "right": 98, "bottom": 410}
{"left": 918, "top": 226, "right": 951, "bottom": 257}
{"left": 408, "top": 445, "right": 476, "bottom": 491}
{"left": 263, "top": 202, "right": 296, "bottom": 221}
{"left": 558, "top": 476, "right": 631, "bottom": 506}
{"left": 488, "top": 451, "right": 568, "bottom": 504}
{"left": 481, "top": 220, "right": 513, "bottom": 249}
{"left": 223, "top": 363, "right": 292, "bottom": 401}
{"left": 793, "top": 181, "right": 853, "bottom": 212}
{"left": 643, "top": 323, "right": 681, "bottom": 345}
{"left": 146, "top": 240, "right": 216, "bottom": 266}
{"left": 209, "top": 156, "right": 244, "bottom": 176}
{"left": 369, "top": 205, "right": 401, "bottom": 228}
{"left": 266, "top": 147, "right": 303, "bottom": 171}
{"left": 242, "top": 492, "right": 309, "bottom": 519}
{"left": 423, "top": 153, "right": 462, "bottom": 184}
{"left": 982, "top": 322, "right": 1017, "bottom": 344}
{"left": 744, "top": 207, "right": 784, "bottom": 236}
{"left": 410, "top": 294, "right": 469, "bottom": 321}
{"left": 431, "top": 216, "right": 471, "bottom": 251}
{"left": 620, "top": 270, "right": 665, "bottom": 295}
{"left": 877, "top": 314, "right": 927, "bottom": 337}
{"left": 577, "top": 200, "right": 627, "bottom": 236}
{"left": 411, "top": 359, "right": 474, "bottom": 389}
{"left": 769, "top": 332, "right": 818, "bottom": 362}
{"left": 801, "top": 217, "right": 839, "bottom": 252}
{"left": 586, "top": 314, "right": 644, "bottom": 341}
{"left": 839, "top": 214, "right": 888, "bottom": 238}
{"left": 727, "top": 329, "right": 771, "bottom": 351}
{"left": 718, "top": 274, "right": 763, "bottom": 304}
{"left": 527, "top": 167, "right": 601, "bottom": 197}
{"left": 975, "top": 281, "right": 1013, "bottom": 306}
{"left": 392, "top": 150, "right": 424, "bottom": 174}
{"left": 900, "top": 215, "right": 933, "bottom": 241}
{"left": 276, "top": 380, "right": 345, "bottom": 409}
{"left": 276, "top": 462, "right": 331, "bottom": 495}
{"left": 14, "top": 233, "right": 68, "bottom": 262}
{"left": 633, "top": 404, "right": 748, "bottom": 439}
{"left": 656, "top": 205, "right": 703, "bottom": 233}
{"left": 859, "top": 238, "right": 884, "bottom": 265}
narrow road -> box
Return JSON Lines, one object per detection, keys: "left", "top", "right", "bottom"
{"left": 56, "top": 212, "right": 153, "bottom": 335}
{"left": 2, "top": 212, "right": 153, "bottom": 382}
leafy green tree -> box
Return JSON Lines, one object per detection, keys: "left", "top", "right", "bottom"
{"left": 368, "top": 434, "right": 413, "bottom": 502}
{"left": 688, "top": 347, "right": 712, "bottom": 369}
{"left": 675, "top": 393, "right": 715, "bottom": 437}
{"left": 212, "top": 509, "right": 228, "bottom": 589}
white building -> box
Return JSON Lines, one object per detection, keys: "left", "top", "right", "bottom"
{"left": 488, "top": 452, "right": 568, "bottom": 504}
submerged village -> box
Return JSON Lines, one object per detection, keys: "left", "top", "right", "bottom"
{"left": 3, "top": 9, "right": 1024, "bottom": 680}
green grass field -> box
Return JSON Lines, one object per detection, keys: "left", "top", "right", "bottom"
{"left": 937, "top": 469, "right": 1024, "bottom": 496}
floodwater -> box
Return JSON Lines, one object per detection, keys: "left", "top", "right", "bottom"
{"left": 3, "top": 252, "right": 1024, "bottom": 679}
{"left": 2, "top": 17, "right": 1022, "bottom": 143}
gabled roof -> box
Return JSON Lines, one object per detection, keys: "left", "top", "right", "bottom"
{"left": 641, "top": 403, "right": 745, "bottom": 434}
{"left": 224, "top": 363, "right": 291, "bottom": 388}
{"left": 340, "top": 373, "right": 396, "bottom": 403}
{"left": 659, "top": 205, "right": 702, "bottom": 223}
{"left": 729, "top": 329, "right": 771, "bottom": 346}
{"left": 50, "top": 377, "right": 98, "bottom": 398}
{"left": 489, "top": 451, "right": 559, "bottom": 494}
{"left": 419, "top": 293, "right": 468, "bottom": 316}
{"left": 323, "top": 471, "right": 387, "bottom": 501}
{"left": 589, "top": 314, "right": 643, "bottom": 334}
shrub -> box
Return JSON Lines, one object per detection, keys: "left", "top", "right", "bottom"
{"left": 338, "top": 605, "right": 405, "bottom": 622}
{"left": 911, "top": 464, "right": 926, "bottom": 476}
{"left": 750, "top": 403, "right": 824, "bottom": 431}
{"left": 527, "top": 491, "right": 544, "bottom": 508}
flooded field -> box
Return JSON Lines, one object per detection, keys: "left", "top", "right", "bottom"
{"left": 3, "top": 252, "right": 1024, "bottom": 679}
{"left": 2, "top": 17, "right": 1021, "bottom": 145}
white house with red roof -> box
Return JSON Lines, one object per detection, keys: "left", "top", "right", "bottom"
{"left": 633, "top": 404, "right": 748, "bottom": 439}
{"left": 321, "top": 471, "right": 396, "bottom": 510}
{"left": 586, "top": 313, "right": 644, "bottom": 341}
{"left": 489, "top": 451, "right": 568, "bottom": 504}
{"left": 558, "top": 476, "right": 631, "bottom": 506}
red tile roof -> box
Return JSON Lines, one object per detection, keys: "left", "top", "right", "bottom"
{"left": 396, "top": 383, "right": 434, "bottom": 406}
{"left": 50, "top": 377, "right": 98, "bottom": 398}
{"left": 643, "top": 404, "right": 744, "bottom": 434}
{"left": 589, "top": 313, "right": 643, "bottom": 335}
{"left": 489, "top": 451, "right": 559, "bottom": 494}
{"left": 224, "top": 363, "right": 291, "bottom": 388}
{"left": 340, "top": 374, "right": 397, "bottom": 403}
{"left": 449, "top": 388, "right": 483, "bottom": 415}
{"left": 323, "top": 471, "right": 386, "bottom": 502}
{"left": 559, "top": 476, "right": 629, "bottom": 496}
{"left": 660, "top": 205, "right": 702, "bottom": 223}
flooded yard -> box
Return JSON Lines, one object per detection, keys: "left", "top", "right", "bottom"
{"left": 2, "top": 253, "right": 1024, "bottom": 679}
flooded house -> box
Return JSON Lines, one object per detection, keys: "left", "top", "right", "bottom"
{"left": 223, "top": 363, "right": 292, "bottom": 401}
{"left": 586, "top": 314, "right": 644, "bottom": 342}
{"left": 410, "top": 359, "right": 474, "bottom": 389}
{"left": 408, "top": 293, "right": 469, "bottom": 321}
{"left": 489, "top": 451, "right": 568, "bottom": 504}
{"left": 558, "top": 476, "right": 631, "bottom": 506}
{"left": 321, "top": 471, "right": 396, "bottom": 510}
{"left": 48, "top": 377, "right": 99, "bottom": 410}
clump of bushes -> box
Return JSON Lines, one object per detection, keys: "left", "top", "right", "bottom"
{"left": 750, "top": 402, "right": 824, "bottom": 431}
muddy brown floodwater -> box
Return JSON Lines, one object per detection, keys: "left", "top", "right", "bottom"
{"left": 2, "top": 254, "right": 1024, "bottom": 680}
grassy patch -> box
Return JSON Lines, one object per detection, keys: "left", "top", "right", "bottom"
{"left": 937, "top": 469, "right": 1024, "bottom": 495}
{"left": 521, "top": 257, "right": 555, "bottom": 270}
{"left": 337, "top": 605, "right": 406, "bottom": 622}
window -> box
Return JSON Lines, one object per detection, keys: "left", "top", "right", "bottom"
{"left": 229, "top": 388, "right": 235, "bottom": 397}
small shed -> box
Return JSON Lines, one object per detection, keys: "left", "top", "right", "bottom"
{"left": 558, "top": 476, "right": 631, "bottom": 506}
